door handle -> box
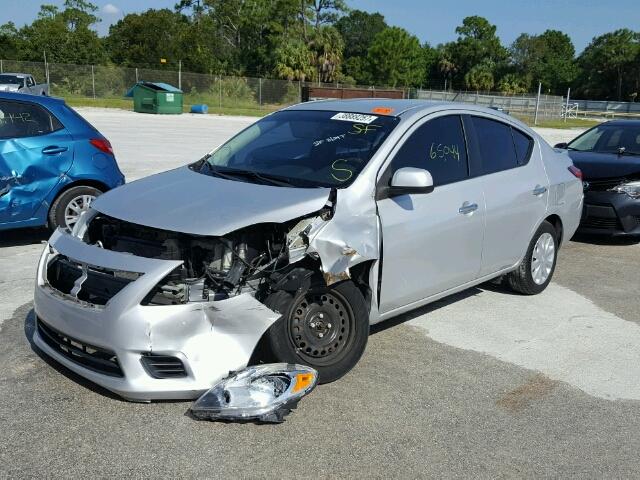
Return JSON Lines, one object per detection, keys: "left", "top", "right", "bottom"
{"left": 533, "top": 185, "right": 548, "bottom": 196}
{"left": 458, "top": 202, "right": 478, "bottom": 215}
{"left": 42, "top": 145, "right": 68, "bottom": 155}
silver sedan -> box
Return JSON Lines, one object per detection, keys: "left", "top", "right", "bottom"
{"left": 33, "top": 99, "right": 583, "bottom": 401}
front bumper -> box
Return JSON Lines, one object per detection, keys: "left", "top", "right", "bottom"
{"left": 578, "top": 191, "right": 640, "bottom": 237}
{"left": 33, "top": 229, "right": 280, "bottom": 401}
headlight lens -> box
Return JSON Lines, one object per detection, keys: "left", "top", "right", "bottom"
{"left": 609, "top": 181, "right": 640, "bottom": 199}
{"left": 190, "top": 363, "right": 317, "bottom": 423}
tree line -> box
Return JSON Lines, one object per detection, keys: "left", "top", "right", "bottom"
{"left": 1, "top": 0, "right": 639, "bottom": 100}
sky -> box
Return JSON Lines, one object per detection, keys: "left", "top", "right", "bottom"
{"left": 2, "top": 0, "right": 640, "bottom": 54}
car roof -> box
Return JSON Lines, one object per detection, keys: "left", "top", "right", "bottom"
{"left": 286, "top": 98, "right": 448, "bottom": 117}
{"left": 0, "top": 73, "right": 27, "bottom": 77}
{"left": 0, "top": 91, "right": 65, "bottom": 108}
{"left": 285, "top": 98, "right": 528, "bottom": 130}
{"left": 285, "top": 97, "right": 514, "bottom": 118}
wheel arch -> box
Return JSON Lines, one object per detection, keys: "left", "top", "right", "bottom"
{"left": 544, "top": 214, "right": 564, "bottom": 246}
{"left": 46, "top": 179, "right": 110, "bottom": 228}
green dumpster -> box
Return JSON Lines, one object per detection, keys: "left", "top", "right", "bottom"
{"left": 125, "top": 82, "right": 183, "bottom": 114}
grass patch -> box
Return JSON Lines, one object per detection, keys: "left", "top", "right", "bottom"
{"left": 63, "top": 96, "right": 276, "bottom": 117}
{"left": 64, "top": 96, "right": 134, "bottom": 110}
{"left": 516, "top": 116, "right": 600, "bottom": 129}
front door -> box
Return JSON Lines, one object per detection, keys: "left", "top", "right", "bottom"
{"left": 0, "top": 99, "right": 73, "bottom": 225}
{"left": 376, "top": 114, "right": 486, "bottom": 314}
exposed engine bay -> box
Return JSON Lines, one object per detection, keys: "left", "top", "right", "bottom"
{"left": 83, "top": 210, "right": 331, "bottom": 305}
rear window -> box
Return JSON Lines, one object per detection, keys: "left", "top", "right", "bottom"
{"left": 0, "top": 100, "right": 63, "bottom": 139}
{"left": 0, "top": 75, "right": 24, "bottom": 86}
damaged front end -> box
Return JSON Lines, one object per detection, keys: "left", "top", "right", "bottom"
{"left": 33, "top": 185, "right": 379, "bottom": 401}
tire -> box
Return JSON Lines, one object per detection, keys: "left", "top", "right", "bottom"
{"left": 48, "top": 185, "right": 102, "bottom": 232}
{"left": 263, "top": 280, "right": 369, "bottom": 384}
{"left": 506, "top": 221, "right": 558, "bottom": 295}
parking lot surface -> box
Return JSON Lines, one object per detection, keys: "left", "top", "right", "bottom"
{"left": 1, "top": 109, "right": 639, "bottom": 478}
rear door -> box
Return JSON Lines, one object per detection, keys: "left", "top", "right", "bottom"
{"left": 464, "top": 116, "right": 548, "bottom": 276}
{"left": 376, "top": 114, "right": 485, "bottom": 313}
{"left": 0, "top": 99, "right": 74, "bottom": 225}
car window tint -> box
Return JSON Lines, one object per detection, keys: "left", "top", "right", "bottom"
{"left": 471, "top": 116, "right": 518, "bottom": 174}
{"left": 388, "top": 115, "right": 468, "bottom": 186}
{"left": 0, "top": 100, "right": 62, "bottom": 139}
{"left": 512, "top": 128, "right": 533, "bottom": 165}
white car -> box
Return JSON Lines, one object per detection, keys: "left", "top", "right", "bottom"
{"left": 33, "top": 100, "right": 583, "bottom": 401}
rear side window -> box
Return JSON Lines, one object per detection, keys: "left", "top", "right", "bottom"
{"left": 512, "top": 128, "right": 534, "bottom": 165}
{"left": 0, "top": 100, "right": 63, "bottom": 139}
{"left": 387, "top": 115, "right": 469, "bottom": 186}
{"left": 470, "top": 116, "right": 518, "bottom": 174}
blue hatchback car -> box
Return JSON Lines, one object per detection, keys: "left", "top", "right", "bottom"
{"left": 0, "top": 92, "right": 124, "bottom": 231}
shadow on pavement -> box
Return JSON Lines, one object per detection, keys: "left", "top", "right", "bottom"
{"left": 570, "top": 233, "right": 640, "bottom": 246}
{"left": 370, "top": 286, "right": 486, "bottom": 335}
{"left": 0, "top": 227, "right": 50, "bottom": 248}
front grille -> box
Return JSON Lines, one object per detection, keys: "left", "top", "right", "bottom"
{"left": 140, "top": 354, "right": 187, "bottom": 378}
{"left": 585, "top": 177, "right": 626, "bottom": 191}
{"left": 46, "top": 256, "right": 138, "bottom": 306}
{"left": 36, "top": 318, "right": 123, "bottom": 377}
{"left": 581, "top": 216, "right": 620, "bottom": 230}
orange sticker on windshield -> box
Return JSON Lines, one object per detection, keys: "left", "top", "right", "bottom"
{"left": 372, "top": 107, "right": 394, "bottom": 115}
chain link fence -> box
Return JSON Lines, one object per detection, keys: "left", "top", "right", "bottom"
{"left": 1, "top": 59, "right": 571, "bottom": 121}
{"left": 412, "top": 89, "right": 565, "bottom": 122}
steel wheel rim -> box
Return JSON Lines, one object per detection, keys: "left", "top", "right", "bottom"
{"left": 64, "top": 194, "right": 95, "bottom": 231}
{"left": 288, "top": 289, "right": 355, "bottom": 366}
{"left": 531, "top": 232, "right": 555, "bottom": 285}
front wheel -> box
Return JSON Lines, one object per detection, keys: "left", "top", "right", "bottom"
{"left": 263, "top": 280, "right": 369, "bottom": 383}
{"left": 506, "top": 221, "right": 558, "bottom": 295}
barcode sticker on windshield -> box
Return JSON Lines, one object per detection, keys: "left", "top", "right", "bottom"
{"left": 331, "top": 112, "right": 378, "bottom": 124}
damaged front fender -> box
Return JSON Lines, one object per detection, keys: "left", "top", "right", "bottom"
{"left": 304, "top": 190, "right": 380, "bottom": 285}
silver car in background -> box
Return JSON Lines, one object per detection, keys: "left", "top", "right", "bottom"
{"left": 33, "top": 100, "right": 583, "bottom": 401}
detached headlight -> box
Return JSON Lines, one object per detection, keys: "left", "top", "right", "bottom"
{"left": 609, "top": 181, "right": 640, "bottom": 199}
{"left": 190, "top": 364, "right": 317, "bottom": 423}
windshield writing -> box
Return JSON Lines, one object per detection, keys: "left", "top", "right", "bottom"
{"left": 199, "top": 110, "right": 398, "bottom": 188}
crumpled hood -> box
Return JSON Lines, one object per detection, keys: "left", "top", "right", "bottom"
{"left": 92, "top": 166, "right": 331, "bottom": 236}
{"left": 568, "top": 151, "right": 640, "bottom": 179}
{"left": 0, "top": 84, "right": 20, "bottom": 92}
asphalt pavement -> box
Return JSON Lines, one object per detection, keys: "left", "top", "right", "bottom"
{"left": 1, "top": 109, "right": 639, "bottom": 478}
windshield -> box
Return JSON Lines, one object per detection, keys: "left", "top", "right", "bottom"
{"left": 568, "top": 124, "right": 640, "bottom": 155}
{"left": 196, "top": 110, "right": 399, "bottom": 188}
{"left": 0, "top": 75, "right": 24, "bottom": 87}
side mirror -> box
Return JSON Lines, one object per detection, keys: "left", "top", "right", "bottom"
{"left": 379, "top": 167, "right": 434, "bottom": 199}
{"left": 554, "top": 142, "right": 568, "bottom": 149}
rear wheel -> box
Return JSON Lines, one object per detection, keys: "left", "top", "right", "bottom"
{"left": 264, "top": 280, "right": 369, "bottom": 383}
{"left": 506, "top": 221, "right": 558, "bottom": 295}
{"left": 48, "top": 185, "right": 102, "bottom": 232}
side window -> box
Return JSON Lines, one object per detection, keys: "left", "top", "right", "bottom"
{"left": 512, "top": 128, "right": 534, "bottom": 165}
{"left": 470, "top": 117, "right": 518, "bottom": 174}
{"left": 387, "top": 115, "right": 469, "bottom": 187}
{"left": 26, "top": 77, "right": 35, "bottom": 87}
{"left": 0, "top": 100, "right": 63, "bottom": 140}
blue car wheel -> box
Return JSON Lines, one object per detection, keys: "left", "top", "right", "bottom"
{"left": 48, "top": 185, "right": 102, "bottom": 231}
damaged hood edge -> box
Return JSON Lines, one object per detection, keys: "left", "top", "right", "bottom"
{"left": 91, "top": 166, "right": 332, "bottom": 236}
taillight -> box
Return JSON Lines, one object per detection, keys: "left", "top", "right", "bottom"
{"left": 568, "top": 165, "right": 582, "bottom": 180}
{"left": 90, "top": 138, "right": 114, "bottom": 155}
